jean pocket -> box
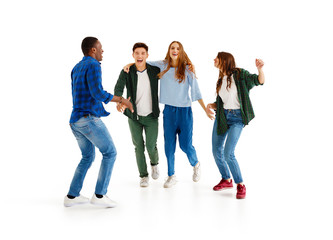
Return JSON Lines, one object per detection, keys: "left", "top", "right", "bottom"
{"left": 234, "top": 110, "right": 242, "bottom": 118}
{"left": 73, "top": 121, "right": 92, "bottom": 135}
{"left": 79, "top": 125, "right": 92, "bottom": 135}
{"left": 93, "top": 118, "right": 105, "bottom": 129}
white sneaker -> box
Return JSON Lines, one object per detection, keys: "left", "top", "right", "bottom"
{"left": 140, "top": 177, "right": 149, "bottom": 187}
{"left": 64, "top": 195, "right": 89, "bottom": 207}
{"left": 164, "top": 175, "right": 177, "bottom": 188}
{"left": 151, "top": 165, "right": 160, "bottom": 180}
{"left": 90, "top": 194, "right": 117, "bottom": 208}
{"left": 193, "top": 161, "right": 201, "bottom": 182}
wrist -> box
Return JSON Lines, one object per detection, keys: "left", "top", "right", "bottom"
{"left": 119, "top": 96, "right": 124, "bottom": 104}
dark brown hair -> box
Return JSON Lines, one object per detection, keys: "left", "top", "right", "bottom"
{"left": 216, "top": 52, "right": 240, "bottom": 94}
{"left": 133, "top": 42, "right": 148, "bottom": 52}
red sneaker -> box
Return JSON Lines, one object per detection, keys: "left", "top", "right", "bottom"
{"left": 213, "top": 179, "right": 233, "bottom": 191}
{"left": 236, "top": 184, "right": 246, "bottom": 199}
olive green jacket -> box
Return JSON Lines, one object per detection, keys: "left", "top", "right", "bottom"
{"left": 114, "top": 64, "right": 160, "bottom": 120}
{"left": 215, "top": 68, "right": 263, "bottom": 135}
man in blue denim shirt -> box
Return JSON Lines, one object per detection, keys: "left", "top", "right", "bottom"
{"left": 64, "top": 37, "right": 133, "bottom": 208}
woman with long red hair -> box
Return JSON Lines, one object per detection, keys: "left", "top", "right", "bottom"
{"left": 206, "top": 52, "right": 265, "bottom": 199}
{"left": 146, "top": 41, "right": 212, "bottom": 187}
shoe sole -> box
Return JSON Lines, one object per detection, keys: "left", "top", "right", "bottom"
{"left": 164, "top": 183, "right": 176, "bottom": 188}
{"left": 193, "top": 176, "right": 200, "bottom": 182}
{"left": 90, "top": 201, "right": 117, "bottom": 208}
{"left": 213, "top": 187, "right": 233, "bottom": 191}
{"left": 64, "top": 201, "right": 89, "bottom": 207}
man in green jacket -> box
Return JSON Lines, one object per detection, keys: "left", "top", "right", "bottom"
{"left": 114, "top": 42, "right": 160, "bottom": 187}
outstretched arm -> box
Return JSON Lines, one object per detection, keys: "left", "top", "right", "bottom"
{"left": 111, "top": 96, "right": 134, "bottom": 113}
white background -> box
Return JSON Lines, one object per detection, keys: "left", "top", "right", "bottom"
{"left": 1, "top": 0, "right": 332, "bottom": 239}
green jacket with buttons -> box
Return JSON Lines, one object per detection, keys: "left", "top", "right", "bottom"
{"left": 114, "top": 64, "right": 160, "bottom": 121}
{"left": 215, "top": 68, "right": 263, "bottom": 135}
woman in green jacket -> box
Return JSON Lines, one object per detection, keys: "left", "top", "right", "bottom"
{"left": 206, "top": 52, "right": 265, "bottom": 199}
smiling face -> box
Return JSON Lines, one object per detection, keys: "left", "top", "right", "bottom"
{"left": 169, "top": 42, "right": 180, "bottom": 62}
{"left": 132, "top": 47, "right": 148, "bottom": 70}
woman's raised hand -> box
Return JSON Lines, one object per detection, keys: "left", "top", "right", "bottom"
{"left": 255, "top": 59, "right": 264, "bottom": 69}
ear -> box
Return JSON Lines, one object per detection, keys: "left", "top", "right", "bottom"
{"left": 132, "top": 52, "right": 135, "bottom": 59}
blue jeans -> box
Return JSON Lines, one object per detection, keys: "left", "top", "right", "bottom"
{"left": 163, "top": 105, "right": 198, "bottom": 176}
{"left": 212, "top": 109, "right": 244, "bottom": 184}
{"left": 68, "top": 115, "right": 117, "bottom": 196}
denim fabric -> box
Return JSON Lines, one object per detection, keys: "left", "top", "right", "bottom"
{"left": 163, "top": 105, "right": 198, "bottom": 176}
{"left": 212, "top": 109, "right": 244, "bottom": 184}
{"left": 68, "top": 115, "right": 117, "bottom": 196}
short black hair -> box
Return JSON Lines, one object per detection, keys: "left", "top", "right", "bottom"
{"left": 81, "top": 37, "right": 98, "bottom": 56}
{"left": 133, "top": 42, "right": 148, "bottom": 52}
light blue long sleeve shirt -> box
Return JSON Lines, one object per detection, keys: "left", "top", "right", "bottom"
{"left": 148, "top": 60, "right": 202, "bottom": 107}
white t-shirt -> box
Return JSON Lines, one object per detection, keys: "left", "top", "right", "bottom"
{"left": 136, "top": 69, "right": 153, "bottom": 116}
{"left": 218, "top": 75, "right": 240, "bottom": 109}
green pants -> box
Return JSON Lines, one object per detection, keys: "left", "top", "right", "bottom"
{"left": 128, "top": 114, "right": 159, "bottom": 178}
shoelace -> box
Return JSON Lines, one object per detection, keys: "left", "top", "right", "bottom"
{"left": 141, "top": 177, "right": 148, "bottom": 183}
{"left": 237, "top": 185, "right": 245, "bottom": 191}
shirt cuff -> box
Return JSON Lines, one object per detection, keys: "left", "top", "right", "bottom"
{"left": 104, "top": 93, "right": 113, "bottom": 104}
{"left": 192, "top": 94, "right": 202, "bottom": 102}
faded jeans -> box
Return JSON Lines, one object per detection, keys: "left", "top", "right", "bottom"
{"left": 212, "top": 109, "right": 244, "bottom": 184}
{"left": 68, "top": 115, "right": 117, "bottom": 196}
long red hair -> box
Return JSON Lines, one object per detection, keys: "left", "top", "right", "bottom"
{"left": 158, "top": 41, "right": 193, "bottom": 83}
{"left": 216, "top": 52, "right": 240, "bottom": 94}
